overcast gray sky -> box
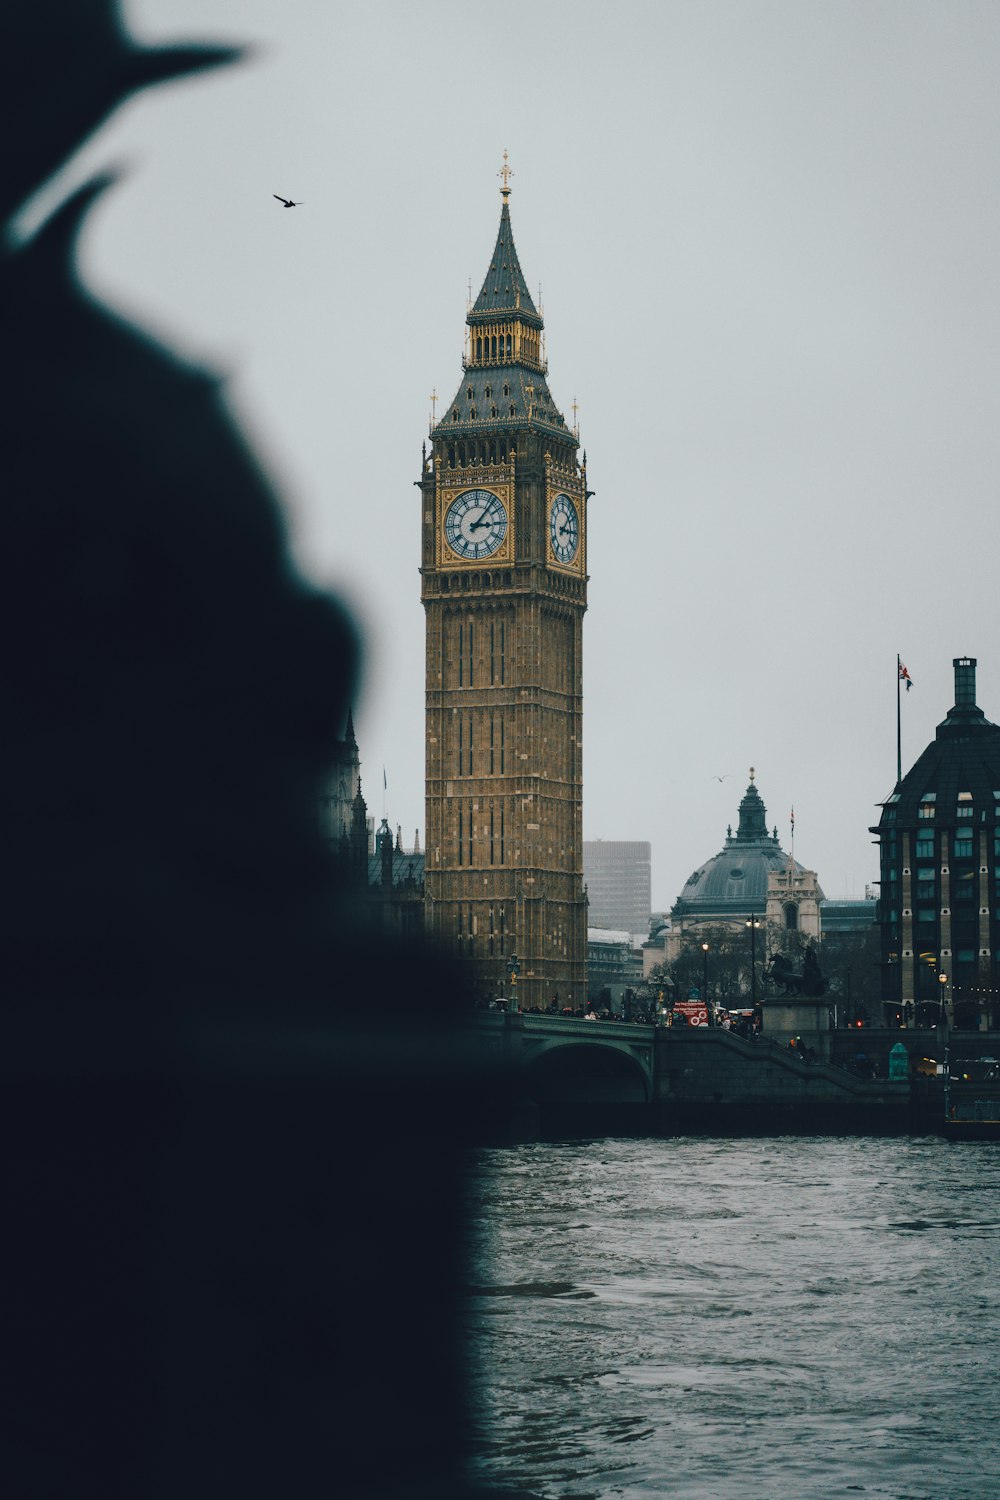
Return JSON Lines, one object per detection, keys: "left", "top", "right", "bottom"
{"left": 22, "top": 0, "right": 1000, "bottom": 913}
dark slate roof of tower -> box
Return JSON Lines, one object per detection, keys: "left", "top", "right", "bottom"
{"left": 438, "top": 366, "right": 571, "bottom": 440}
{"left": 672, "top": 776, "right": 818, "bottom": 917}
{"left": 431, "top": 178, "right": 575, "bottom": 447}
{"left": 878, "top": 658, "right": 1000, "bottom": 825}
{"left": 470, "top": 203, "right": 539, "bottom": 322}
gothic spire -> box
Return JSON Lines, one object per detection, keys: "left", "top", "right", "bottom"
{"left": 470, "top": 186, "right": 539, "bottom": 323}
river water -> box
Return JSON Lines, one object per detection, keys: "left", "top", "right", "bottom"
{"left": 465, "top": 1137, "right": 1000, "bottom": 1499}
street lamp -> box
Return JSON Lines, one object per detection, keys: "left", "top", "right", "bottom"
{"left": 746, "top": 915, "right": 762, "bottom": 1009}
{"left": 938, "top": 971, "right": 948, "bottom": 1031}
{"left": 701, "top": 942, "right": 710, "bottom": 1009}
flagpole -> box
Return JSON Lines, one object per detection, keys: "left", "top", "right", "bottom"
{"left": 896, "top": 654, "right": 902, "bottom": 787}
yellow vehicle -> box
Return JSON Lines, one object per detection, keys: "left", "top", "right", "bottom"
{"left": 914, "top": 1057, "right": 939, "bottom": 1077}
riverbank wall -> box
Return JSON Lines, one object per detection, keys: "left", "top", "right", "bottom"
{"left": 653, "top": 1028, "right": 914, "bottom": 1136}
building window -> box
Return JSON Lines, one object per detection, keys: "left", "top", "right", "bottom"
{"left": 953, "top": 829, "right": 974, "bottom": 859}
{"left": 915, "top": 831, "right": 934, "bottom": 860}
{"left": 784, "top": 903, "right": 798, "bottom": 930}
{"left": 918, "top": 803, "right": 936, "bottom": 820}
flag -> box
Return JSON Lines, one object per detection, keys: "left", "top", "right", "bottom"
{"left": 898, "top": 661, "right": 913, "bottom": 692}
{"left": 790, "top": 807, "right": 795, "bottom": 832}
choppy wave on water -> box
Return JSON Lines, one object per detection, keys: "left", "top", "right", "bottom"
{"left": 465, "top": 1137, "right": 1000, "bottom": 1499}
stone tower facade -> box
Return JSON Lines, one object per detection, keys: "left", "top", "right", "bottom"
{"left": 418, "top": 163, "right": 588, "bottom": 1010}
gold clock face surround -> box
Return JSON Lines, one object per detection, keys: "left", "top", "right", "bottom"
{"left": 549, "top": 492, "right": 579, "bottom": 565}
{"left": 443, "top": 487, "right": 509, "bottom": 561}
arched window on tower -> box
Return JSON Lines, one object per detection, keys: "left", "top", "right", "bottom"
{"left": 784, "top": 903, "right": 798, "bottom": 931}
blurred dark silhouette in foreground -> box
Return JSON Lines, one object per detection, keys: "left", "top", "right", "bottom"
{"left": 2, "top": 6, "right": 511, "bottom": 1497}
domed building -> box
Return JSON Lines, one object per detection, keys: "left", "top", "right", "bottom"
{"left": 666, "top": 771, "right": 824, "bottom": 960}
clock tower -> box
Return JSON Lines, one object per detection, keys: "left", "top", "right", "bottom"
{"left": 418, "top": 159, "right": 589, "bottom": 1011}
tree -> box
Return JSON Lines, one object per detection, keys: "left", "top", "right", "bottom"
{"left": 819, "top": 923, "right": 882, "bottom": 1022}
{"left": 670, "top": 925, "right": 759, "bottom": 1003}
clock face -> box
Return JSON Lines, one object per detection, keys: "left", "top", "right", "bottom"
{"left": 549, "top": 493, "right": 579, "bottom": 565}
{"left": 444, "top": 488, "right": 508, "bottom": 560}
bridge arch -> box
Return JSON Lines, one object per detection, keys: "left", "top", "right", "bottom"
{"left": 521, "top": 1040, "right": 650, "bottom": 1106}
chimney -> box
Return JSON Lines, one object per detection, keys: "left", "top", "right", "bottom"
{"left": 953, "top": 657, "right": 977, "bottom": 707}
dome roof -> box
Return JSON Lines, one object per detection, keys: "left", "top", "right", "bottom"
{"left": 672, "top": 774, "right": 814, "bottom": 918}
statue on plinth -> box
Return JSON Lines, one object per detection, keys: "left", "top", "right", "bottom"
{"left": 765, "top": 945, "right": 827, "bottom": 998}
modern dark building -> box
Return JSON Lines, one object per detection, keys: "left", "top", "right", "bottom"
{"left": 872, "top": 657, "right": 1000, "bottom": 1028}
{"left": 584, "top": 839, "right": 652, "bottom": 936}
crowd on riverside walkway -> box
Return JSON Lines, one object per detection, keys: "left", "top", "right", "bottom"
{"left": 474, "top": 998, "right": 764, "bottom": 1034}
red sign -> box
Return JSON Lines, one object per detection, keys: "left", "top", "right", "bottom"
{"left": 672, "top": 1002, "right": 709, "bottom": 1027}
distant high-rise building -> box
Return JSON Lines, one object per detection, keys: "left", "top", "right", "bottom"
{"left": 584, "top": 840, "right": 652, "bottom": 936}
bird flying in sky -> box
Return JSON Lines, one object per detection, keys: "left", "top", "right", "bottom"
{"left": 273, "top": 194, "right": 302, "bottom": 207}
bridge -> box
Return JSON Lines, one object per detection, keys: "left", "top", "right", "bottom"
{"left": 471, "top": 1010, "right": 912, "bottom": 1132}
{"left": 472, "top": 1010, "right": 656, "bottom": 1106}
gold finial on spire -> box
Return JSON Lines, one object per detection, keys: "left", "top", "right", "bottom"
{"left": 498, "top": 148, "right": 513, "bottom": 202}
{"left": 571, "top": 396, "right": 579, "bottom": 438}
{"left": 429, "top": 388, "right": 438, "bottom": 427}
{"left": 749, "top": 766, "right": 755, "bottom": 782}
